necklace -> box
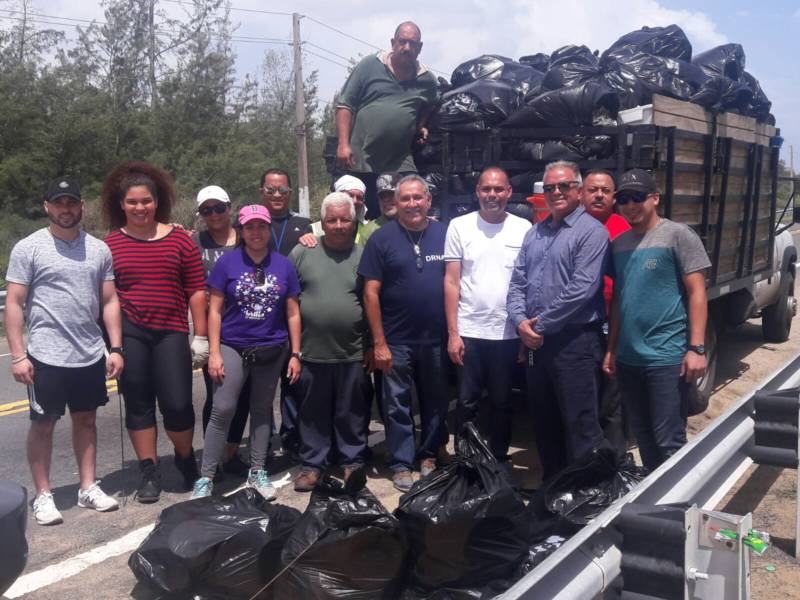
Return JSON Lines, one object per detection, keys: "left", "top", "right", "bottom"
{"left": 402, "top": 224, "right": 426, "bottom": 271}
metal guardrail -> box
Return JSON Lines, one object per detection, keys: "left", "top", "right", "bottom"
{"left": 500, "top": 351, "right": 800, "bottom": 599}
{"left": 0, "top": 290, "right": 5, "bottom": 314}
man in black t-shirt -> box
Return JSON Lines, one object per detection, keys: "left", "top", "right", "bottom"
{"left": 358, "top": 174, "right": 448, "bottom": 491}
{"left": 258, "top": 168, "right": 312, "bottom": 458}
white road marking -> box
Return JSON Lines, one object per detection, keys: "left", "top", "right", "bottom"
{"left": 5, "top": 470, "right": 296, "bottom": 598}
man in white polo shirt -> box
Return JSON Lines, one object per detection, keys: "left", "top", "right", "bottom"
{"left": 444, "top": 166, "right": 531, "bottom": 468}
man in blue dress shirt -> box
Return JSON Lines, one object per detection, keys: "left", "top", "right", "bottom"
{"left": 507, "top": 160, "right": 610, "bottom": 480}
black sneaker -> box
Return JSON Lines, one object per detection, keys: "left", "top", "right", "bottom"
{"left": 174, "top": 449, "right": 200, "bottom": 491}
{"left": 136, "top": 459, "right": 161, "bottom": 504}
{"left": 222, "top": 454, "right": 250, "bottom": 478}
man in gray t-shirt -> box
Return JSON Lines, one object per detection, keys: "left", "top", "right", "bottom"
{"left": 4, "top": 177, "right": 125, "bottom": 526}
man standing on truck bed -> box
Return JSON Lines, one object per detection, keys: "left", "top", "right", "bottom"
{"left": 603, "top": 169, "right": 710, "bottom": 471}
{"left": 507, "top": 160, "right": 609, "bottom": 481}
{"left": 335, "top": 21, "right": 438, "bottom": 220}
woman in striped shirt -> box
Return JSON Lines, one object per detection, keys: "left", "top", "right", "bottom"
{"left": 102, "top": 161, "right": 208, "bottom": 504}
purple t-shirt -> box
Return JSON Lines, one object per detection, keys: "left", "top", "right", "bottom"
{"left": 207, "top": 247, "right": 300, "bottom": 348}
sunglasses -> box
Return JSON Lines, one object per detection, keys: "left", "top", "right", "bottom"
{"left": 615, "top": 191, "right": 652, "bottom": 205}
{"left": 542, "top": 181, "right": 579, "bottom": 194}
{"left": 198, "top": 203, "right": 228, "bottom": 216}
{"left": 262, "top": 186, "right": 291, "bottom": 196}
{"left": 413, "top": 245, "right": 423, "bottom": 272}
{"left": 254, "top": 264, "right": 265, "bottom": 285}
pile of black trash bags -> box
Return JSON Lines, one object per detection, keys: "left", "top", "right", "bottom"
{"left": 435, "top": 24, "right": 773, "bottom": 137}
{"left": 129, "top": 425, "right": 647, "bottom": 599}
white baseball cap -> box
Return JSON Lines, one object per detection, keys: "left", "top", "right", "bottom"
{"left": 196, "top": 185, "right": 231, "bottom": 207}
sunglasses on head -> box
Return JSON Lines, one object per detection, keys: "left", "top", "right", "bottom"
{"left": 263, "top": 186, "right": 291, "bottom": 196}
{"left": 198, "top": 203, "right": 228, "bottom": 216}
{"left": 615, "top": 191, "right": 652, "bottom": 205}
{"left": 542, "top": 181, "right": 579, "bottom": 194}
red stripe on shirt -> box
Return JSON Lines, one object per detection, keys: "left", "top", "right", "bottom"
{"left": 105, "top": 229, "right": 205, "bottom": 332}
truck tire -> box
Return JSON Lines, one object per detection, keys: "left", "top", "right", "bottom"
{"left": 762, "top": 272, "right": 795, "bottom": 343}
{"left": 688, "top": 319, "right": 717, "bottom": 417}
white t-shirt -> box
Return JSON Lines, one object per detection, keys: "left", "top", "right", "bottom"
{"left": 444, "top": 211, "right": 532, "bottom": 340}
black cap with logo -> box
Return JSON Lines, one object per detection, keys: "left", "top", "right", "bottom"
{"left": 45, "top": 177, "right": 81, "bottom": 202}
{"left": 616, "top": 169, "right": 658, "bottom": 195}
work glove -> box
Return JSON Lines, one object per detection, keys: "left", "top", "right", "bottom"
{"left": 191, "top": 335, "right": 209, "bottom": 368}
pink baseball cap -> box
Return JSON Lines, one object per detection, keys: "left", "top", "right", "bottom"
{"left": 238, "top": 204, "right": 272, "bottom": 225}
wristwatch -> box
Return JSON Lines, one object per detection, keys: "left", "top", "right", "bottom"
{"left": 687, "top": 344, "right": 706, "bottom": 355}
{"left": 290, "top": 352, "right": 302, "bottom": 360}
{"left": 109, "top": 347, "right": 125, "bottom": 356}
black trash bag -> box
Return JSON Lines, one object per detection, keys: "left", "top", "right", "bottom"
{"left": 514, "top": 140, "right": 584, "bottom": 162}
{"left": 742, "top": 71, "right": 772, "bottom": 121}
{"left": 604, "top": 52, "right": 701, "bottom": 108}
{"left": 395, "top": 423, "right": 530, "bottom": 591}
{"left": 276, "top": 471, "right": 407, "bottom": 599}
{"left": 516, "top": 535, "right": 568, "bottom": 577}
{"left": 541, "top": 44, "right": 601, "bottom": 91}
{"left": 423, "top": 171, "right": 445, "bottom": 197}
{"left": 499, "top": 62, "right": 546, "bottom": 96}
{"left": 451, "top": 54, "right": 510, "bottom": 87}
{"left": 692, "top": 43, "right": 746, "bottom": 81}
{"left": 128, "top": 489, "right": 301, "bottom": 600}
{"left": 436, "top": 75, "right": 453, "bottom": 96}
{"left": 532, "top": 448, "right": 647, "bottom": 529}
{"left": 502, "top": 80, "right": 619, "bottom": 129}
{"left": 690, "top": 74, "right": 753, "bottom": 113}
{"left": 601, "top": 24, "right": 692, "bottom": 64}
{"left": 519, "top": 52, "right": 550, "bottom": 72}
{"left": 438, "top": 79, "right": 522, "bottom": 131}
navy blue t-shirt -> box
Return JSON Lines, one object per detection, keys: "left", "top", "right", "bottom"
{"left": 358, "top": 219, "right": 446, "bottom": 345}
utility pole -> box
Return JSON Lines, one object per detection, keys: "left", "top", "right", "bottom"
{"left": 292, "top": 13, "right": 310, "bottom": 218}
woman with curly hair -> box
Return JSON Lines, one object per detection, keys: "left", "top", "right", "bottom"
{"left": 102, "top": 161, "right": 208, "bottom": 503}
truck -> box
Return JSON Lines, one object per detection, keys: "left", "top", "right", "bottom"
{"left": 397, "top": 93, "right": 797, "bottom": 411}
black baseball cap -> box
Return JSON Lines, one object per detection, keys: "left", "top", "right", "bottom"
{"left": 376, "top": 172, "right": 400, "bottom": 196}
{"left": 45, "top": 177, "right": 81, "bottom": 202}
{"left": 616, "top": 169, "right": 657, "bottom": 195}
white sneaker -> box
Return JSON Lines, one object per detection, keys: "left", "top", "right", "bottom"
{"left": 33, "top": 491, "right": 63, "bottom": 525}
{"left": 77, "top": 481, "right": 119, "bottom": 512}
{"left": 247, "top": 468, "right": 276, "bottom": 501}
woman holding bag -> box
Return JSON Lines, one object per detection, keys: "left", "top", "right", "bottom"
{"left": 192, "top": 204, "right": 302, "bottom": 500}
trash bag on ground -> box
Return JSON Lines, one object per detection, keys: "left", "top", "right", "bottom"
{"left": 541, "top": 44, "right": 601, "bottom": 91}
{"left": 692, "top": 43, "right": 746, "bottom": 81}
{"left": 519, "top": 52, "right": 550, "bottom": 73}
{"left": 276, "top": 470, "right": 407, "bottom": 599}
{"left": 502, "top": 80, "right": 619, "bottom": 129}
{"left": 128, "top": 489, "right": 301, "bottom": 600}
{"left": 438, "top": 79, "right": 522, "bottom": 131}
{"left": 529, "top": 448, "right": 647, "bottom": 530}
{"left": 601, "top": 24, "right": 692, "bottom": 64}
{"left": 395, "top": 423, "right": 530, "bottom": 591}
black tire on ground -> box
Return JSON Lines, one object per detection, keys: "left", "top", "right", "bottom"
{"left": 762, "top": 272, "right": 795, "bottom": 343}
{"left": 688, "top": 318, "right": 717, "bottom": 417}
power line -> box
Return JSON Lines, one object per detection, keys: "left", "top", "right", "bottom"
{"left": 304, "top": 40, "right": 353, "bottom": 64}
{"left": 160, "top": 0, "right": 292, "bottom": 16}
{"left": 302, "top": 48, "right": 349, "bottom": 70}
{"left": 302, "top": 14, "right": 380, "bottom": 52}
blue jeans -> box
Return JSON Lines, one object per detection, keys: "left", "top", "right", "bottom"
{"left": 456, "top": 338, "right": 518, "bottom": 460}
{"left": 616, "top": 362, "right": 689, "bottom": 470}
{"left": 382, "top": 343, "right": 449, "bottom": 472}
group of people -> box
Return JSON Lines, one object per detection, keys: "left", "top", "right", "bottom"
{"left": 6, "top": 18, "right": 710, "bottom": 526}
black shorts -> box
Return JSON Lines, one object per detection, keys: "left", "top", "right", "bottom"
{"left": 28, "top": 355, "right": 109, "bottom": 421}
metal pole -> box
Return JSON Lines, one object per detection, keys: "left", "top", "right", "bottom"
{"left": 292, "top": 13, "right": 310, "bottom": 218}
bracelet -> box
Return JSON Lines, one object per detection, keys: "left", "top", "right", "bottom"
{"left": 11, "top": 355, "right": 28, "bottom": 365}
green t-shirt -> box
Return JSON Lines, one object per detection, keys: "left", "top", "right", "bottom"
{"left": 288, "top": 241, "right": 365, "bottom": 362}
{"left": 611, "top": 219, "right": 711, "bottom": 367}
{"left": 338, "top": 52, "right": 438, "bottom": 173}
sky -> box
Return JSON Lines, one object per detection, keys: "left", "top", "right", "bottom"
{"left": 11, "top": 0, "right": 800, "bottom": 171}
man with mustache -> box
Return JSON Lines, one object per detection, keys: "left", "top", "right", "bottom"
{"left": 335, "top": 22, "right": 438, "bottom": 220}
{"left": 444, "top": 166, "right": 530, "bottom": 470}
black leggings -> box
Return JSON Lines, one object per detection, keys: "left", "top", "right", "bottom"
{"left": 120, "top": 315, "right": 195, "bottom": 432}
{"left": 202, "top": 367, "right": 250, "bottom": 444}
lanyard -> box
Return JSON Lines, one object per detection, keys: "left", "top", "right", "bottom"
{"left": 271, "top": 217, "right": 290, "bottom": 253}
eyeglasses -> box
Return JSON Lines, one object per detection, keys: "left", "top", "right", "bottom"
{"left": 615, "top": 191, "right": 651, "bottom": 205}
{"left": 262, "top": 186, "right": 291, "bottom": 196}
{"left": 254, "top": 264, "right": 265, "bottom": 285}
{"left": 542, "top": 181, "right": 579, "bottom": 194}
{"left": 198, "top": 204, "right": 228, "bottom": 216}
